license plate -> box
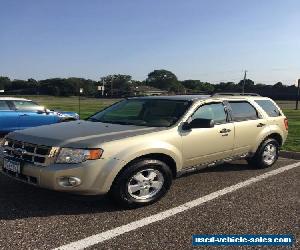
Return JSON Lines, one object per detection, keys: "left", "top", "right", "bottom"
{"left": 3, "top": 158, "right": 21, "bottom": 174}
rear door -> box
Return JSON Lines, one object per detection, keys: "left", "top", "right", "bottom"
{"left": 227, "top": 100, "right": 269, "bottom": 155}
{"left": 182, "top": 102, "right": 234, "bottom": 167}
{"left": 0, "top": 100, "right": 19, "bottom": 134}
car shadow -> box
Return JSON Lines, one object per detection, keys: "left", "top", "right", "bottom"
{"left": 178, "top": 160, "right": 257, "bottom": 178}
{"left": 0, "top": 177, "right": 123, "bottom": 220}
{"left": 0, "top": 161, "right": 255, "bottom": 221}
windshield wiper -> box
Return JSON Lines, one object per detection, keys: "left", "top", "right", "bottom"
{"left": 87, "top": 117, "right": 101, "bottom": 122}
{"left": 105, "top": 121, "right": 135, "bottom": 125}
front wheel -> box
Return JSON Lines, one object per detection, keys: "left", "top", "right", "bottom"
{"left": 110, "top": 159, "right": 173, "bottom": 208}
{"left": 247, "top": 138, "right": 279, "bottom": 169}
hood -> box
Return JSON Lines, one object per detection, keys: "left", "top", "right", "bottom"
{"left": 7, "top": 120, "right": 165, "bottom": 148}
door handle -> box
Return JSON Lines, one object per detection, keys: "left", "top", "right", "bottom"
{"left": 220, "top": 128, "right": 231, "bottom": 133}
{"left": 257, "top": 123, "right": 266, "bottom": 127}
{"left": 19, "top": 114, "right": 29, "bottom": 117}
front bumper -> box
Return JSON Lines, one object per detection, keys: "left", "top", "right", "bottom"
{"left": 0, "top": 155, "right": 124, "bottom": 195}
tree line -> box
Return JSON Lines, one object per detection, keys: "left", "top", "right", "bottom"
{"left": 0, "top": 69, "right": 297, "bottom": 100}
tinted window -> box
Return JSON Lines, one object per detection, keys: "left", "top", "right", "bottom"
{"left": 89, "top": 99, "right": 191, "bottom": 127}
{"left": 0, "top": 101, "right": 10, "bottom": 110}
{"left": 192, "top": 103, "right": 227, "bottom": 124}
{"left": 255, "top": 100, "right": 281, "bottom": 117}
{"left": 13, "top": 101, "right": 44, "bottom": 111}
{"left": 229, "top": 101, "right": 259, "bottom": 121}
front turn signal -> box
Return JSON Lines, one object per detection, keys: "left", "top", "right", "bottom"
{"left": 87, "top": 149, "right": 104, "bottom": 160}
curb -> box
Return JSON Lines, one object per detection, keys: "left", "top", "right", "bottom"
{"left": 280, "top": 150, "right": 300, "bottom": 160}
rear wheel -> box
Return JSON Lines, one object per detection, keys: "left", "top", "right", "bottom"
{"left": 110, "top": 159, "right": 173, "bottom": 208}
{"left": 247, "top": 138, "right": 279, "bottom": 169}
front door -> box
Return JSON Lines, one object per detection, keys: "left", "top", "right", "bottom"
{"left": 10, "top": 100, "right": 56, "bottom": 129}
{"left": 182, "top": 102, "right": 234, "bottom": 168}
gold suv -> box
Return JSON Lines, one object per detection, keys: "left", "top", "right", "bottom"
{"left": 0, "top": 94, "right": 288, "bottom": 207}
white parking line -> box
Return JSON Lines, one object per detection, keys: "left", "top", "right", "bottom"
{"left": 54, "top": 162, "right": 300, "bottom": 250}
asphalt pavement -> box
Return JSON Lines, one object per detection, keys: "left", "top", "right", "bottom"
{"left": 0, "top": 157, "right": 299, "bottom": 250}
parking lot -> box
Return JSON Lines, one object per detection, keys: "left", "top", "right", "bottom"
{"left": 0, "top": 157, "right": 299, "bottom": 250}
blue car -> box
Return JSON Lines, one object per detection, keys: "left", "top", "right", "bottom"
{"left": 0, "top": 97, "right": 79, "bottom": 135}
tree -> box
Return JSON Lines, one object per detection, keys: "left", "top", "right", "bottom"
{"left": 181, "top": 80, "right": 214, "bottom": 93}
{"left": 11, "top": 79, "right": 28, "bottom": 90}
{"left": 0, "top": 73, "right": 296, "bottom": 100}
{"left": 181, "top": 80, "right": 201, "bottom": 90}
{"left": 27, "top": 78, "right": 38, "bottom": 84}
{"left": 100, "top": 74, "right": 132, "bottom": 96}
{"left": 238, "top": 79, "right": 255, "bottom": 92}
{"left": 273, "top": 82, "right": 284, "bottom": 89}
{"left": 146, "top": 69, "right": 183, "bottom": 92}
{"left": 215, "top": 82, "right": 240, "bottom": 92}
{"left": 39, "top": 78, "right": 76, "bottom": 96}
{"left": 64, "top": 78, "right": 97, "bottom": 96}
{"left": 200, "top": 82, "right": 215, "bottom": 93}
{"left": 0, "top": 76, "right": 10, "bottom": 90}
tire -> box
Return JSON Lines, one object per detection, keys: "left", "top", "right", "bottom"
{"left": 247, "top": 138, "right": 279, "bottom": 169}
{"left": 110, "top": 159, "right": 173, "bottom": 208}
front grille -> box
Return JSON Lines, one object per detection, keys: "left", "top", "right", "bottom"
{"left": 2, "top": 168, "right": 38, "bottom": 184}
{"left": 3, "top": 139, "right": 59, "bottom": 166}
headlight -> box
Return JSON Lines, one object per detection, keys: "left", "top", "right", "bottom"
{"left": 56, "top": 148, "right": 103, "bottom": 164}
{"left": 0, "top": 137, "right": 8, "bottom": 147}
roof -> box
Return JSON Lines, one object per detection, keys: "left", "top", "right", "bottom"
{"left": 129, "top": 94, "right": 269, "bottom": 102}
{"left": 0, "top": 97, "right": 31, "bottom": 101}
{"left": 129, "top": 95, "right": 211, "bottom": 101}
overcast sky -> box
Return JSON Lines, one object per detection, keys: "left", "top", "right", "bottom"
{"left": 0, "top": 0, "right": 299, "bottom": 85}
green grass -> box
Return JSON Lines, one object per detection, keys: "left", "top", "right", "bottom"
{"left": 8, "top": 96, "right": 300, "bottom": 152}
{"left": 276, "top": 101, "right": 300, "bottom": 152}
{"left": 281, "top": 109, "right": 300, "bottom": 152}
{"left": 21, "top": 95, "right": 120, "bottom": 119}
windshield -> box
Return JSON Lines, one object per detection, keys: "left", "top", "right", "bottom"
{"left": 88, "top": 99, "right": 191, "bottom": 127}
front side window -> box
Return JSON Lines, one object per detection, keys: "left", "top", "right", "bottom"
{"left": 89, "top": 99, "right": 191, "bottom": 127}
{"left": 229, "top": 101, "right": 259, "bottom": 121}
{"left": 12, "top": 101, "right": 44, "bottom": 111}
{"left": 0, "top": 101, "right": 10, "bottom": 110}
{"left": 255, "top": 100, "right": 281, "bottom": 117}
{"left": 192, "top": 103, "right": 227, "bottom": 124}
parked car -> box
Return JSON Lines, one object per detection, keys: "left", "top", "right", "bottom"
{"left": 0, "top": 94, "right": 288, "bottom": 208}
{"left": 0, "top": 97, "right": 79, "bottom": 135}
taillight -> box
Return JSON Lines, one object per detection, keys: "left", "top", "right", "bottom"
{"left": 284, "top": 118, "right": 288, "bottom": 130}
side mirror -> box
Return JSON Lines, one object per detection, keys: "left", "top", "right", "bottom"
{"left": 182, "top": 118, "right": 215, "bottom": 130}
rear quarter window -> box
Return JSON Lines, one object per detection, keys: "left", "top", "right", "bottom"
{"left": 228, "top": 101, "right": 259, "bottom": 122}
{"left": 255, "top": 100, "right": 282, "bottom": 117}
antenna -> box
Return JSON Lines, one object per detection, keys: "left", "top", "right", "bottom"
{"left": 296, "top": 79, "right": 300, "bottom": 110}
{"left": 242, "top": 70, "right": 247, "bottom": 94}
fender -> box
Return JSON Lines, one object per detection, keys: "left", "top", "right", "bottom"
{"left": 100, "top": 140, "right": 182, "bottom": 193}
{"left": 251, "top": 126, "right": 284, "bottom": 153}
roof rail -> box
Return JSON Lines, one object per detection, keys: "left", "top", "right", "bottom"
{"left": 212, "top": 92, "right": 260, "bottom": 97}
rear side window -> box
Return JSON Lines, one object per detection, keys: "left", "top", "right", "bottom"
{"left": 229, "top": 101, "right": 259, "bottom": 122}
{"left": 255, "top": 100, "right": 281, "bottom": 117}
{"left": 0, "top": 101, "right": 10, "bottom": 110}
